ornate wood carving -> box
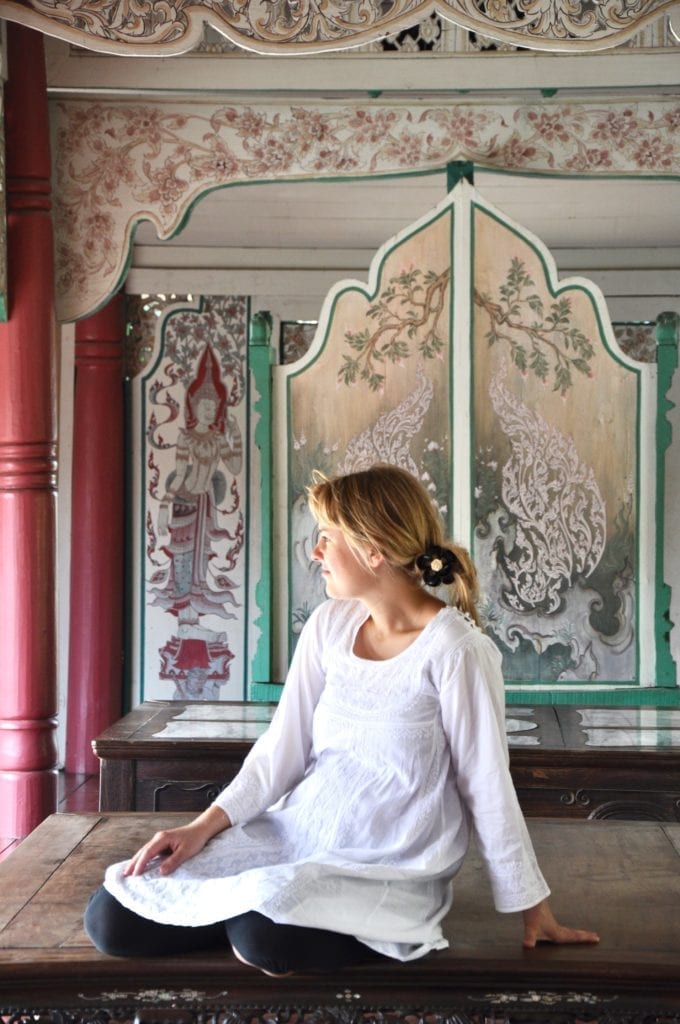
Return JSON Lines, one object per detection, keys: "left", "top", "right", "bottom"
{"left": 1, "top": 0, "right": 678, "bottom": 54}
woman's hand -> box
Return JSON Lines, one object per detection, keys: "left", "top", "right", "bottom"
{"left": 123, "top": 806, "right": 231, "bottom": 878}
{"left": 522, "top": 898, "right": 600, "bottom": 948}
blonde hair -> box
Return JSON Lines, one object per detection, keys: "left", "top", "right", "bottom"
{"left": 307, "top": 464, "right": 480, "bottom": 624}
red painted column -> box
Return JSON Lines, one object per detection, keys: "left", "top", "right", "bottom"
{"left": 65, "top": 294, "right": 125, "bottom": 774}
{"left": 0, "top": 25, "right": 59, "bottom": 837}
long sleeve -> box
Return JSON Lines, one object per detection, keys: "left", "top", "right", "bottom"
{"left": 212, "top": 603, "right": 328, "bottom": 825}
{"left": 439, "top": 635, "right": 550, "bottom": 913}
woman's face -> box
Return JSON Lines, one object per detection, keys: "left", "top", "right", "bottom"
{"left": 195, "top": 397, "right": 217, "bottom": 425}
{"left": 311, "top": 525, "right": 378, "bottom": 601}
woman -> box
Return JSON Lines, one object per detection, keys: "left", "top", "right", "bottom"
{"left": 85, "top": 464, "right": 598, "bottom": 974}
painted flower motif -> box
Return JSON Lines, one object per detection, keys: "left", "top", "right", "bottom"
{"left": 591, "top": 109, "right": 638, "bottom": 145}
{"left": 527, "top": 111, "right": 571, "bottom": 144}
{"left": 662, "top": 107, "right": 680, "bottom": 132}
{"left": 348, "top": 109, "right": 399, "bottom": 146}
{"left": 383, "top": 129, "right": 424, "bottom": 167}
{"left": 427, "top": 108, "right": 486, "bottom": 151}
{"left": 291, "top": 107, "right": 336, "bottom": 145}
{"left": 565, "top": 146, "right": 612, "bottom": 171}
{"left": 501, "top": 134, "right": 538, "bottom": 167}
{"left": 122, "top": 107, "right": 171, "bottom": 147}
{"left": 416, "top": 545, "right": 459, "bottom": 587}
{"left": 247, "top": 136, "right": 296, "bottom": 175}
{"left": 633, "top": 137, "right": 674, "bottom": 169}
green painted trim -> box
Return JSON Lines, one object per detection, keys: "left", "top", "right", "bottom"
{"left": 0, "top": 294, "right": 7, "bottom": 322}
{"left": 249, "top": 681, "right": 284, "bottom": 702}
{"left": 654, "top": 312, "right": 679, "bottom": 687}
{"left": 249, "top": 309, "right": 274, "bottom": 696}
{"left": 447, "top": 161, "right": 474, "bottom": 191}
{"left": 506, "top": 688, "right": 680, "bottom": 707}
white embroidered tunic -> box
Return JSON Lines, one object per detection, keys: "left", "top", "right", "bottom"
{"left": 104, "top": 599, "right": 549, "bottom": 960}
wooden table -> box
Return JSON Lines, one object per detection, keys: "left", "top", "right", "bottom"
{"left": 1, "top": 813, "right": 679, "bottom": 1022}
{"left": 93, "top": 701, "right": 680, "bottom": 820}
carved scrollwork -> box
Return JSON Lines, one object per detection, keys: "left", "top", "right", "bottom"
{"left": 560, "top": 789, "right": 592, "bottom": 807}
{"left": 152, "top": 781, "right": 226, "bottom": 810}
{"left": 588, "top": 799, "right": 680, "bottom": 822}
{"left": 0, "top": 0, "right": 678, "bottom": 54}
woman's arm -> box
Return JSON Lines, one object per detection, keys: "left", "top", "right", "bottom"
{"left": 523, "top": 898, "right": 599, "bottom": 947}
{"left": 211, "top": 601, "right": 329, "bottom": 827}
{"left": 441, "top": 637, "right": 598, "bottom": 944}
{"left": 123, "top": 805, "right": 232, "bottom": 877}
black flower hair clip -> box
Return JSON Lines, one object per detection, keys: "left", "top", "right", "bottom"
{"left": 416, "top": 545, "right": 460, "bottom": 587}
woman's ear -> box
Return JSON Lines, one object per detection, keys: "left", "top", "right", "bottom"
{"left": 365, "top": 546, "right": 385, "bottom": 570}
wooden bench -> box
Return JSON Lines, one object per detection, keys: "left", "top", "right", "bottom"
{"left": 1, "top": 812, "right": 679, "bottom": 1023}
{"left": 93, "top": 701, "right": 680, "bottom": 821}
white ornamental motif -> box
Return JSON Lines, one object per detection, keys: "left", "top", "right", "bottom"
{"left": 489, "top": 365, "right": 606, "bottom": 614}
{"left": 338, "top": 362, "right": 434, "bottom": 478}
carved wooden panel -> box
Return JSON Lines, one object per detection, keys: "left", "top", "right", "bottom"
{"left": 2, "top": 0, "right": 678, "bottom": 54}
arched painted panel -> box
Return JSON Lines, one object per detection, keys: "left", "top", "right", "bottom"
{"left": 471, "top": 201, "right": 641, "bottom": 690}
{"left": 274, "top": 181, "right": 677, "bottom": 702}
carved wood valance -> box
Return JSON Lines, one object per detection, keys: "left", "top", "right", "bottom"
{"left": 1, "top": 0, "right": 679, "bottom": 55}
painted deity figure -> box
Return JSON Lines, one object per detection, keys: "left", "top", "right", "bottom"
{"left": 151, "top": 344, "right": 243, "bottom": 699}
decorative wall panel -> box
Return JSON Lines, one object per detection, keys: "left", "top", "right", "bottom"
{"left": 130, "top": 295, "right": 268, "bottom": 703}
{"left": 3, "top": 0, "right": 678, "bottom": 54}
{"left": 51, "top": 97, "right": 680, "bottom": 323}
{"left": 275, "top": 182, "right": 676, "bottom": 702}
{"left": 472, "top": 206, "right": 638, "bottom": 686}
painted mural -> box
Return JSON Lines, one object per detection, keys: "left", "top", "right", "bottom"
{"left": 134, "top": 295, "right": 250, "bottom": 702}
{"left": 471, "top": 205, "right": 639, "bottom": 685}
{"left": 284, "top": 207, "right": 454, "bottom": 647}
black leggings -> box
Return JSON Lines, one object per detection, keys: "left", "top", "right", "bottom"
{"left": 84, "top": 886, "right": 380, "bottom": 974}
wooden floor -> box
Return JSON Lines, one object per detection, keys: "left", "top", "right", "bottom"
{"left": 0, "top": 771, "right": 99, "bottom": 863}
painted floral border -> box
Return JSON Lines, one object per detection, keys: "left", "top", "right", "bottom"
{"left": 4, "top": 0, "right": 679, "bottom": 54}
{"left": 52, "top": 98, "right": 680, "bottom": 322}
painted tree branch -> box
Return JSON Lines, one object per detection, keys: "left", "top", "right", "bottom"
{"left": 338, "top": 268, "right": 450, "bottom": 391}
{"left": 474, "top": 258, "right": 594, "bottom": 395}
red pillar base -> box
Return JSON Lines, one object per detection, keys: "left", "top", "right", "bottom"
{"left": 0, "top": 767, "right": 58, "bottom": 839}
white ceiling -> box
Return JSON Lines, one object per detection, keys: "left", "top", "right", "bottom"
{"left": 132, "top": 170, "right": 680, "bottom": 254}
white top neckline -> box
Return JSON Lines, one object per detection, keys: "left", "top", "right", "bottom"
{"left": 349, "top": 603, "right": 448, "bottom": 664}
